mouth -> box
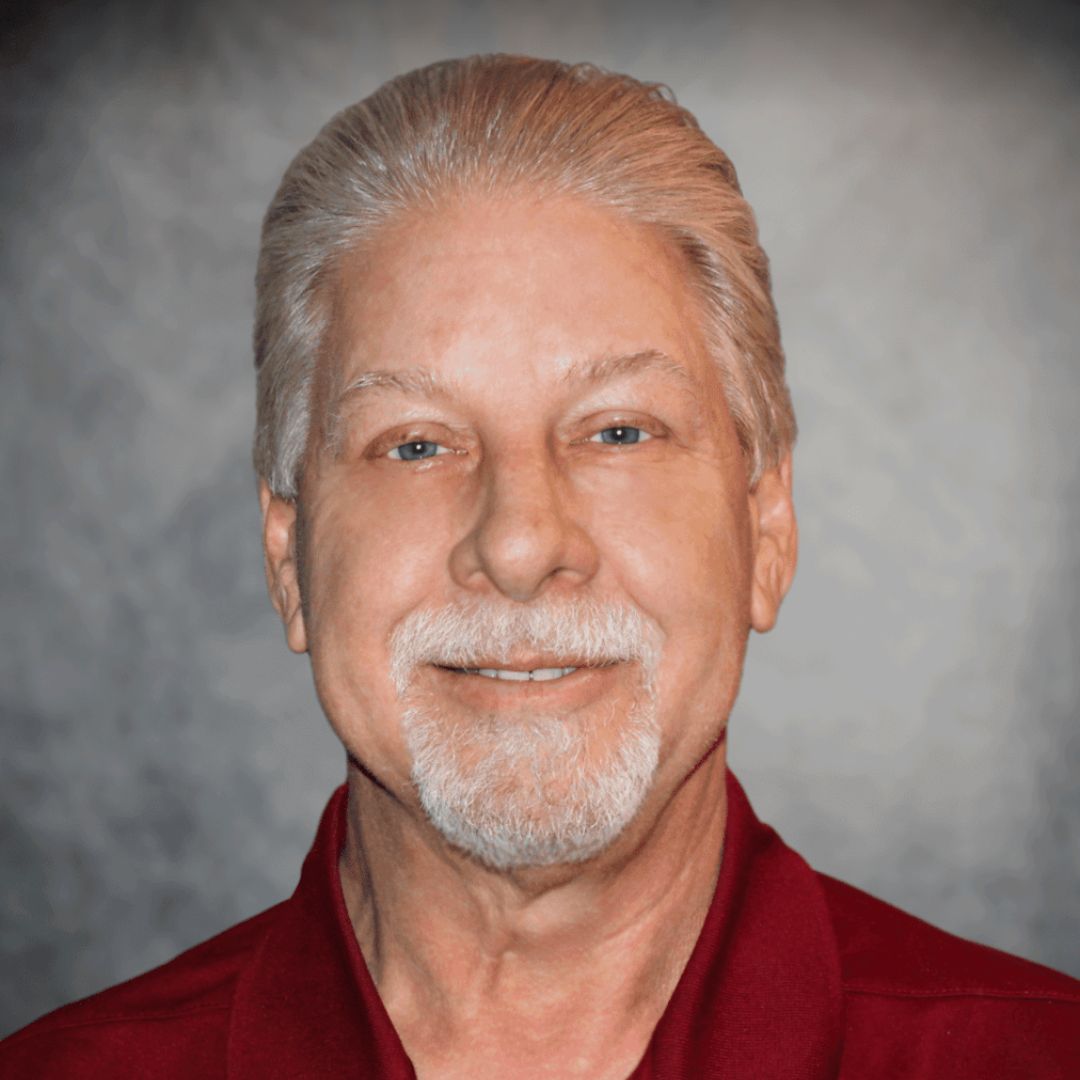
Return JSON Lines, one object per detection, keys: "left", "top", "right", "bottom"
{"left": 438, "top": 664, "right": 585, "bottom": 682}
{"left": 429, "top": 660, "right": 624, "bottom": 705}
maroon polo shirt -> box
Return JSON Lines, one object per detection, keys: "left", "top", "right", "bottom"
{"left": 4, "top": 772, "right": 1079, "bottom": 1077}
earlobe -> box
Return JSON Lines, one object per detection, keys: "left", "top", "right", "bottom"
{"left": 748, "top": 454, "right": 798, "bottom": 634}
{"left": 259, "top": 480, "right": 309, "bottom": 654}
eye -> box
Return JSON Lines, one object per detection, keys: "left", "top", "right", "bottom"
{"left": 589, "top": 425, "right": 652, "bottom": 446}
{"left": 387, "top": 440, "right": 451, "bottom": 461}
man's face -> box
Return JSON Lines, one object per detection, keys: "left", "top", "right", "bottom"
{"left": 262, "top": 191, "right": 795, "bottom": 869}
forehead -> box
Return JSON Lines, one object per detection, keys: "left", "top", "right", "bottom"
{"left": 322, "top": 191, "right": 717, "bottom": 403}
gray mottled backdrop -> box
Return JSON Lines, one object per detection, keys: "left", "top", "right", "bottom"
{"left": 2, "top": 0, "right": 1078, "bottom": 1037}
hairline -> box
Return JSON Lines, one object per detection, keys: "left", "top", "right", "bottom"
{"left": 254, "top": 58, "right": 795, "bottom": 500}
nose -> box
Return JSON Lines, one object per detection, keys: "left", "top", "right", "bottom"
{"left": 448, "top": 451, "right": 600, "bottom": 602}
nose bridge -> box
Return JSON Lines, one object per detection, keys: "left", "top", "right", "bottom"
{"left": 450, "top": 441, "right": 597, "bottom": 601}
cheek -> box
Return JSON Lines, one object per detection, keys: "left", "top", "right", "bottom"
{"left": 304, "top": 480, "right": 445, "bottom": 623}
{"left": 592, "top": 468, "right": 752, "bottom": 631}
{"left": 590, "top": 469, "right": 753, "bottom": 729}
{"left": 299, "top": 484, "right": 451, "bottom": 755}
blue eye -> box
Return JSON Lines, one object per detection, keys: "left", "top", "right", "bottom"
{"left": 591, "top": 426, "right": 651, "bottom": 445}
{"left": 388, "top": 440, "right": 448, "bottom": 461}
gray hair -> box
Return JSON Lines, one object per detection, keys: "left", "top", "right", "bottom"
{"left": 253, "top": 54, "right": 796, "bottom": 499}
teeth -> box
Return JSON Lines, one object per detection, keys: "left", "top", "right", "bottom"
{"left": 529, "top": 667, "right": 577, "bottom": 681}
{"left": 459, "top": 666, "right": 579, "bottom": 681}
{"left": 477, "top": 667, "right": 530, "bottom": 681}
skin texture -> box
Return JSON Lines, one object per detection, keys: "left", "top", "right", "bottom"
{"left": 260, "top": 191, "right": 797, "bottom": 1079}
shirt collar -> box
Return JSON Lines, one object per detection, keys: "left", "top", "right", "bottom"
{"left": 227, "top": 772, "right": 843, "bottom": 1078}
{"left": 632, "top": 773, "right": 844, "bottom": 1077}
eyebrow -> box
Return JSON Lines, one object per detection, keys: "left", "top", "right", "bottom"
{"left": 327, "top": 348, "right": 705, "bottom": 447}
{"left": 337, "top": 366, "right": 453, "bottom": 402}
{"left": 558, "top": 349, "right": 701, "bottom": 392}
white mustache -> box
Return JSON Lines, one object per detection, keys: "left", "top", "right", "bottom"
{"left": 388, "top": 597, "right": 664, "bottom": 698}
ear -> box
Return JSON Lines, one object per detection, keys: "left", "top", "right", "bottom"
{"left": 259, "top": 479, "right": 308, "bottom": 654}
{"left": 748, "top": 453, "right": 798, "bottom": 634}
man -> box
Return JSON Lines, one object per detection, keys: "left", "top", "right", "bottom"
{"left": 3, "top": 54, "right": 1077, "bottom": 1078}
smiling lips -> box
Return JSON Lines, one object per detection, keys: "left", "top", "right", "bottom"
{"left": 437, "top": 659, "right": 620, "bottom": 683}
{"left": 448, "top": 665, "right": 580, "bottom": 682}
{"left": 430, "top": 661, "right": 625, "bottom": 710}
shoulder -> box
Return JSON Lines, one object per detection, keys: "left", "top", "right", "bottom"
{"left": 818, "top": 872, "right": 1080, "bottom": 1077}
{"left": 0, "top": 901, "right": 284, "bottom": 1078}
{"left": 819, "top": 871, "right": 1080, "bottom": 1000}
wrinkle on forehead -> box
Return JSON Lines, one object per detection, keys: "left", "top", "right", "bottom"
{"left": 323, "top": 347, "right": 716, "bottom": 457}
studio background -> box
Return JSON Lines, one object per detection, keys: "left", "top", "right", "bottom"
{"left": 2, "top": 0, "right": 1077, "bottom": 1038}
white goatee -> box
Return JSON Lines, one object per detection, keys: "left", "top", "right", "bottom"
{"left": 388, "top": 597, "right": 664, "bottom": 870}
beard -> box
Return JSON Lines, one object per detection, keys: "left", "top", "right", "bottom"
{"left": 389, "top": 597, "right": 663, "bottom": 871}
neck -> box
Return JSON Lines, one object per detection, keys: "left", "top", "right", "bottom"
{"left": 337, "top": 748, "right": 728, "bottom": 1080}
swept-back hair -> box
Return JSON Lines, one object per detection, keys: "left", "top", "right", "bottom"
{"left": 253, "top": 54, "right": 795, "bottom": 498}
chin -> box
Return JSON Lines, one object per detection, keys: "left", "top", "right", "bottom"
{"left": 402, "top": 697, "right": 661, "bottom": 871}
